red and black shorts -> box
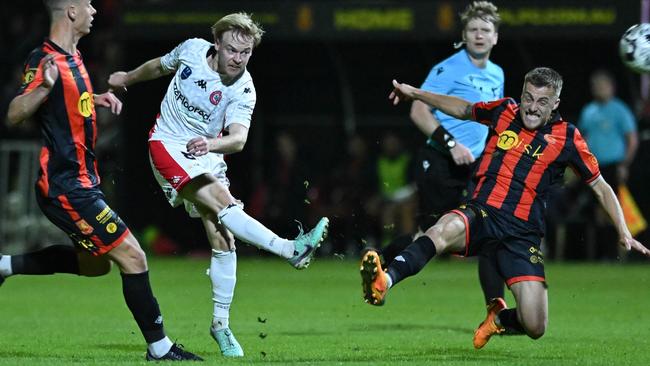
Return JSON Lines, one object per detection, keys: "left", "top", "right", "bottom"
{"left": 36, "top": 188, "right": 130, "bottom": 256}
{"left": 450, "top": 201, "right": 546, "bottom": 288}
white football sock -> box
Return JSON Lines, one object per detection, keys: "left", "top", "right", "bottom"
{"left": 148, "top": 336, "right": 173, "bottom": 358}
{"left": 218, "top": 205, "right": 294, "bottom": 258}
{"left": 0, "top": 255, "right": 12, "bottom": 277}
{"left": 210, "top": 250, "right": 237, "bottom": 330}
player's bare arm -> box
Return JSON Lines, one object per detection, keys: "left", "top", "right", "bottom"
{"left": 7, "top": 54, "right": 58, "bottom": 125}
{"left": 590, "top": 176, "right": 650, "bottom": 256}
{"left": 186, "top": 123, "right": 249, "bottom": 157}
{"left": 410, "top": 90, "right": 474, "bottom": 165}
{"left": 390, "top": 80, "right": 473, "bottom": 121}
{"left": 108, "top": 57, "right": 173, "bottom": 90}
{"left": 93, "top": 92, "right": 122, "bottom": 115}
{"left": 410, "top": 100, "right": 441, "bottom": 136}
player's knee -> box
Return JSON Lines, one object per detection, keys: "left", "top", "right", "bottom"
{"left": 110, "top": 239, "right": 148, "bottom": 273}
{"left": 427, "top": 228, "right": 443, "bottom": 248}
{"left": 526, "top": 323, "right": 546, "bottom": 339}
{"left": 208, "top": 182, "right": 235, "bottom": 211}
{"left": 522, "top": 316, "right": 547, "bottom": 339}
{"left": 127, "top": 245, "right": 148, "bottom": 271}
{"left": 427, "top": 224, "right": 451, "bottom": 252}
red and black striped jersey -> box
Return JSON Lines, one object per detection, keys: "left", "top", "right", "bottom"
{"left": 471, "top": 98, "right": 600, "bottom": 233}
{"left": 18, "top": 39, "right": 99, "bottom": 198}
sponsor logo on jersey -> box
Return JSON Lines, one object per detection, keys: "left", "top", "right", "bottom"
{"left": 78, "top": 91, "right": 93, "bottom": 118}
{"left": 497, "top": 130, "right": 519, "bottom": 150}
{"left": 106, "top": 222, "right": 118, "bottom": 234}
{"left": 243, "top": 87, "right": 251, "bottom": 94}
{"left": 210, "top": 90, "right": 222, "bottom": 106}
{"left": 181, "top": 151, "right": 197, "bottom": 160}
{"left": 173, "top": 82, "right": 211, "bottom": 120}
{"left": 497, "top": 130, "right": 544, "bottom": 159}
{"left": 22, "top": 68, "right": 37, "bottom": 85}
{"left": 194, "top": 79, "right": 207, "bottom": 90}
{"left": 75, "top": 219, "right": 94, "bottom": 235}
{"left": 236, "top": 103, "right": 254, "bottom": 114}
{"left": 181, "top": 66, "right": 192, "bottom": 80}
{"left": 95, "top": 206, "right": 113, "bottom": 224}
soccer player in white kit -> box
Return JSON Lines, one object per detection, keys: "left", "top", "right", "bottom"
{"left": 108, "top": 13, "right": 329, "bottom": 358}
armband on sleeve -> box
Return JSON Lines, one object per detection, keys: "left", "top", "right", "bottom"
{"left": 431, "top": 126, "right": 456, "bottom": 150}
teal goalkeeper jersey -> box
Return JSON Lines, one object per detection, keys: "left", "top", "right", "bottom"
{"left": 421, "top": 49, "right": 504, "bottom": 158}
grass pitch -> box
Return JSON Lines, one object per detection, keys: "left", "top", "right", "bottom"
{"left": 1, "top": 256, "right": 649, "bottom": 365}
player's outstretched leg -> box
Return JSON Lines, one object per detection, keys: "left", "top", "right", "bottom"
{"left": 210, "top": 326, "right": 243, "bottom": 357}
{"left": 288, "top": 217, "right": 329, "bottom": 269}
{"left": 0, "top": 246, "right": 82, "bottom": 282}
{"left": 216, "top": 204, "right": 329, "bottom": 269}
{"left": 360, "top": 249, "right": 388, "bottom": 306}
{"left": 473, "top": 297, "right": 507, "bottom": 349}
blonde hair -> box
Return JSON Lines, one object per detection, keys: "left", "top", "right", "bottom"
{"left": 459, "top": 1, "right": 501, "bottom": 31}
{"left": 524, "top": 67, "right": 564, "bottom": 97}
{"left": 211, "top": 12, "right": 264, "bottom": 47}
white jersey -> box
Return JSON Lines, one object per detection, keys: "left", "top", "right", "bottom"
{"left": 150, "top": 38, "right": 256, "bottom": 143}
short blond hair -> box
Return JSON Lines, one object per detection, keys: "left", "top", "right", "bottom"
{"left": 211, "top": 12, "right": 264, "bottom": 47}
{"left": 524, "top": 67, "right": 563, "bottom": 97}
{"left": 459, "top": 1, "right": 501, "bottom": 31}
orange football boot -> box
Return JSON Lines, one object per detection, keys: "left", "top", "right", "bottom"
{"left": 473, "top": 297, "right": 507, "bottom": 349}
{"left": 360, "top": 250, "right": 388, "bottom": 306}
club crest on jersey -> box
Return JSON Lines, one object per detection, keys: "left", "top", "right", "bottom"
{"left": 210, "top": 90, "right": 222, "bottom": 106}
{"left": 181, "top": 66, "right": 192, "bottom": 80}
{"left": 75, "top": 219, "right": 94, "bottom": 235}
{"left": 78, "top": 91, "right": 93, "bottom": 118}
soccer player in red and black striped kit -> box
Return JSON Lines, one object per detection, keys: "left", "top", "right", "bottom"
{"left": 1, "top": 0, "right": 201, "bottom": 361}
{"left": 361, "top": 67, "right": 650, "bottom": 348}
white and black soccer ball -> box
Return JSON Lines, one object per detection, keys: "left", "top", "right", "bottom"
{"left": 620, "top": 23, "right": 650, "bottom": 73}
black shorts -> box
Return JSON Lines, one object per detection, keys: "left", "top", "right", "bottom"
{"left": 36, "top": 188, "right": 130, "bottom": 256}
{"left": 449, "top": 201, "right": 546, "bottom": 288}
{"left": 415, "top": 145, "right": 475, "bottom": 231}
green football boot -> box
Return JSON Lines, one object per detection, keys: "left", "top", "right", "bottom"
{"left": 288, "top": 217, "right": 329, "bottom": 269}
{"left": 210, "top": 327, "right": 244, "bottom": 357}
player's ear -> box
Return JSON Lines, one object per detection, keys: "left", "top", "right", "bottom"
{"left": 67, "top": 4, "right": 77, "bottom": 21}
{"left": 553, "top": 97, "right": 560, "bottom": 110}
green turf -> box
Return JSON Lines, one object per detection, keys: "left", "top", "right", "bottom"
{"left": 1, "top": 256, "right": 649, "bottom": 365}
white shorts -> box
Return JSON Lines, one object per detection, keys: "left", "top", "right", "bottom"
{"left": 149, "top": 139, "right": 229, "bottom": 217}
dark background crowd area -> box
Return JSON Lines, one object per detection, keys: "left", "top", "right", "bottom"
{"left": 3, "top": 0, "right": 650, "bottom": 260}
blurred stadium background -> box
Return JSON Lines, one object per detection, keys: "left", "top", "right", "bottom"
{"left": 2, "top": 0, "right": 650, "bottom": 261}
{"left": 3, "top": 1, "right": 650, "bottom": 364}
